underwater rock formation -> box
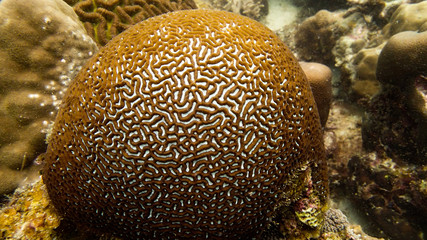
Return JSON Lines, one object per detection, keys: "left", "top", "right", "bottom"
{"left": 65, "top": 0, "right": 198, "bottom": 46}
{"left": 0, "top": 0, "right": 97, "bottom": 196}
{"left": 43, "top": 9, "right": 328, "bottom": 239}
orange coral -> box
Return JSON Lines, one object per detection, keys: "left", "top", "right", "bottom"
{"left": 43, "top": 9, "right": 327, "bottom": 239}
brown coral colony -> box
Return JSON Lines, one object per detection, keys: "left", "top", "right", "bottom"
{"left": 66, "top": 0, "right": 197, "bottom": 46}
{"left": 43, "top": 9, "right": 327, "bottom": 239}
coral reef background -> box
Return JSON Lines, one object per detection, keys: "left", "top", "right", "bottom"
{"left": 0, "top": 0, "right": 426, "bottom": 239}
{"left": 0, "top": 0, "right": 97, "bottom": 199}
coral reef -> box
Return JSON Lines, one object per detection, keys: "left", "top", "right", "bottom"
{"left": 376, "top": 31, "right": 427, "bottom": 87}
{"left": 294, "top": 10, "right": 350, "bottom": 64}
{"left": 363, "top": 30, "right": 427, "bottom": 164}
{"left": 0, "top": 177, "right": 61, "bottom": 239}
{"left": 347, "top": 154, "right": 427, "bottom": 239}
{"left": 382, "top": 1, "right": 427, "bottom": 37}
{"left": 351, "top": 45, "right": 383, "bottom": 98}
{"left": 43, "top": 9, "right": 328, "bottom": 239}
{"left": 331, "top": 1, "right": 427, "bottom": 100}
{"left": 325, "top": 2, "right": 427, "bottom": 236}
{"left": 210, "top": 0, "right": 268, "bottom": 20}
{"left": 0, "top": 0, "right": 97, "bottom": 196}
{"left": 360, "top": 2, "right": 427, "bottom": 165}
{"left": 320, "top": 100, "right": 427, "bottom": 240}
{"left": 300, "top": 62, "right": 333, "bottom": 127}
{"left": 0, "top": 0, "right": 423, "bottom": 239}
{"left": 65, "top": 0, "right": 198, "bottom": 46}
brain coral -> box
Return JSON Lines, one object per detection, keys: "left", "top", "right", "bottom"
{"left": 65, "top": 0, "right": 197, "bottom": 46}
{"left": 43, "top": 9, "right": 327, "bottom": 239}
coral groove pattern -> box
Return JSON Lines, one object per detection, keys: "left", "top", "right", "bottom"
{"left": 65, "top": 0, "right": 197, "bottom": 46}
{"left": 43, "top": 10, "right": 327, "bottom": 239}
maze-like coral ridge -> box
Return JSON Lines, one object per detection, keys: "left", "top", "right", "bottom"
{"left": 43, "top": 9, "right": 327, "bottom": 239}
{"left": 66, "top": 0, "right": 197, "bottom": 46}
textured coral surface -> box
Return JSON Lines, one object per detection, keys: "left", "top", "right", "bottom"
{"left": 43, "top": 9, "right": 327, "bottom": 239}
{"left": 65, "top": 0, "right": 197, "bottom": 46}
{"left": 0, "top": 0, "right": 97, "bottom": 196}
{"left": 0, "top": 178, "right": 60, "bottom": 239}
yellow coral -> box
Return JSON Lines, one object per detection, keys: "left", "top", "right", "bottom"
{"left": 0, "top": 177, "right": 60, "bottom": 239}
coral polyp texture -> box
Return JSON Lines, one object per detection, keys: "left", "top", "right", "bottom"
{"left": 43, "top": 9, "right": 327, "bottom": 239}
{"left": 0, "top": 0, "right": 97, "bottom": 195}
{"left": 65, "top": 0, "right": 197, "bottom": 46}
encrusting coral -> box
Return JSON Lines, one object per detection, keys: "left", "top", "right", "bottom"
{"left": 0, "top": 177, "right": 60, "bottom": 239}
{"left": 347, "top": 154, "right": 427, "bottom": 239}
{"left": 42, "top": 9, "right": 328, "bottom": 239}
{"left": 65, "top": 0, "right": 198, "bottom": 46}
{"left": 0, "top": 0, "right": 97, "bottom": 196}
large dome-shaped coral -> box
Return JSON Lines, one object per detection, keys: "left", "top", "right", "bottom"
{"left": 43, "top": 9, "right": 327, "bottom": 239}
